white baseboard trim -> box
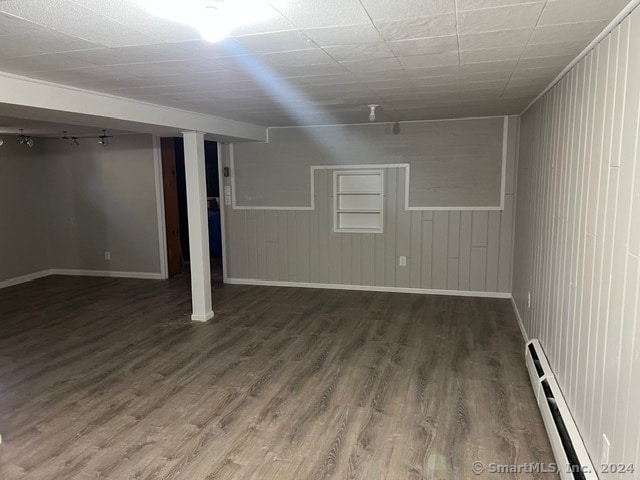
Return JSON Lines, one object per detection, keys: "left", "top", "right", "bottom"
{"left": 511, "top": 295, "right": 530, "bottom": 343}
{"left": 225, "top": 277, "right": 511, "bottom": 299}
{"left": 0, "top": 269, "right": 54, "bottom": 289}
{"left": 50, "top": 269, "right": 164, "bottom": 280}
{"left": 0, "top": 269, "right": 164, "bottom": 289}
{"left": 191, "top": 311, "right": 215, "bottom": 322}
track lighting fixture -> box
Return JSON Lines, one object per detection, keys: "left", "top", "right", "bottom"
{"left": 368, "top": 104, "right": 378, "bottom": 122}
{"left": 19, "top": 129, "right": 34, "bottom": 148}
{"left": 98, "top": 130, "right": 113, "bottom": 145}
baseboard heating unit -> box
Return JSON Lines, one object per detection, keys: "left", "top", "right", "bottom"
{"left": 525, "top": 339, "right": 597, "bottom": 480}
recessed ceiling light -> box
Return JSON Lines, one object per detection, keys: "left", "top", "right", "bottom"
{"left": 133, "top": 0, "right": 279, "bottom": 43}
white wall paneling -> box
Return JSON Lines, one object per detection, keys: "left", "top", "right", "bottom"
{"left": 231, "top": 116, "right": 509, "bottom": 210}
{"left": 513, "top": 5, "right": 640, "bottom": 477}
{"left": 222, "top": 115, "right": 518, "bottom": 294}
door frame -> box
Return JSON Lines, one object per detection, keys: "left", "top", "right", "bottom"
{"left": 152, "top": 135, "right": 169, "bottom": 279}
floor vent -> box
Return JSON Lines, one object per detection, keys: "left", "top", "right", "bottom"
{"left": 524, "top": 340, "right": 597, "bottom": 480}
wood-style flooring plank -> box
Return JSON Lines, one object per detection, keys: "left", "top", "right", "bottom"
{"left": 0, "top": 276, "right": 557, "bottom": 479}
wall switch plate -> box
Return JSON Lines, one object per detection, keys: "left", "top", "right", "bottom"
{"left": 104, "top": 251, "right": 111, "bottom": 261}
{"left": 601, "top": 434, "right": 610, "bottom": 465}
{"left": 399, "top": 256, "right": 407, "bottom": 267}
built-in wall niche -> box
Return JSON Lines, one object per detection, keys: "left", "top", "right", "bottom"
{"left": 333, "top": 170, "right": 384, "bottom": 233}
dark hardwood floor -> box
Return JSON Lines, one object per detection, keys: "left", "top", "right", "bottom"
{"left": 0, "top": 276, "right": 556, "bottom": 479}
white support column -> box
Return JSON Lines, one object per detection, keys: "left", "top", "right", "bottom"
{"left": 183, "top": 131, "right": 213, "bottom": 322}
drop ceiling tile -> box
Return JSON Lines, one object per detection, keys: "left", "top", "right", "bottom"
{"left": 507, "top": 76, "right": 551, "bottom": 88}
{"left": 260, "top": 49, "right": 335, "bottom": 66}
{"left": 510, "top": 65, "right": 564, "bottom": 79}
{"left": 303, "top": 24, "right": 385, "bottom": 46}
{"left": 0, "top": 53, "right": 95, "bottom": 73}
{"left": 457, "top": 0, "right": 544, "bottom": 11}
{"left": 388, "top": 35, "right": 458, "bottom": 57}
{"left": 460, "top": 46, "right": 523, "bottom": 64}
{"left": 457, "top": 3, "right": 545, "bottom": 34}
{"left": 517, "top": 54, "right": 576, "bottom": 69}
{"left": 359, "top": 0, "right": 455, "bottom": 21}
{"left": 341, "top": 57, "right": 403, "bottom": 73}
{"left": 459, "top": 59, "right": 518, "bottom": 74}
{"left": 352, "top": 68, "right": 412, "bottom": 81}
{"left": 0, "top": 11, "right": 49, "bottom": 36}
{"left": 458, "top": 28, "right": 532, "bottom": 50}
{"left": 62, "top": 48, "right": 137, "bottom": 66}
{"left": 0, "top": 35, "right": 52, "bottom": 57}
{"left": 323, "top": 43, "right": 395, "bottom": 62}
{"left": 276, "top": 62, "right": 346, "bottom": 77}
{"left": 461, "top": 79, "right": 508, "bottom": 89}
{"left": 270, "top": 0, "right": 370, "bottom": 28}
{"left": 398, "top": 51, "right": 459, "bottom": 69}
{"left": 374, "top": 14, "right": 457, "bottom": 41}
{"left": 164, "top": 39, "right": 246, "bottom": 59}
{"left": 529, "top": 20, "right": 609, "bottom": 44}
{"left": 538, "top": 0, "right": 629, "bottom": 26}
{"left": 501, "top": 84, "right": 545, "bottom": 98}
{"left": 292, "top": 72, "right": 361, "bottom": 85}
{"left": 0, "top": 0, "right": 160, "bottom": 47}
{"left": 522, "top": 40, "right": 587, "bottom": 58}
{"left": 233, "top": 31, "right": 313, "bottom": 53}
{"left": 461, "top": 70, "right": 512, "bottom": 82}
{"left": 410, "top": 64, "right": 461, "bottom": 77}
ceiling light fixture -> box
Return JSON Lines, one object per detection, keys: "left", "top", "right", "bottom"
{"left": 368, "top": 104, "right": 378, "bottom": 122}
{"left": 133, "top": 0, "right": 278, "bottom": 43}
{"left": 71, "top": 137, "right": 80, "bottom": 147}
{"left": 98, "top": 130, "right": 113, "bottom": 145}
{"left": 0, "top": 138, "right": 4, "bottom": 147}
{"left": 19, "top": 129, "right": 34, "bottom": 148}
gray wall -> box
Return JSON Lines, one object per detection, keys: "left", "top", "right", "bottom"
{"left": 223, "top": 116, "right": 518, "bottom": 293}
{"left": 513, "top": 8, "right": 640, "bottom": 476}
{"left": 0, "top": 136, "right": 51, "bottom": 282}
{"left": 233, "top": 117, "right": 505, "bottom": 208}
{"left": 0, "top": 134, "right": 162, "bottom": 284}
{"left": 44, "top": 135, "right": 162, "bottom": 274}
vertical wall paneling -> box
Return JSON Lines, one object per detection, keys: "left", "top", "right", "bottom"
{"left": 513, "top": 7, "right": 640, "bottom": 476}
{"left": 223, "top": 117, "right": 519, "bottom": 295}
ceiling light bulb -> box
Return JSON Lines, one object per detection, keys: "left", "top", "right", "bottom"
{"left": 368, "top": 104, "right": 378, "bottom": 122}
{"left": 0, "top": 138, "right": 4, "bottom": 146}
{"left": 26, "top": 137, "right": 34, "bottom": 148}
{"left": 134, "top": 0, "right": 278, "bottom": 43}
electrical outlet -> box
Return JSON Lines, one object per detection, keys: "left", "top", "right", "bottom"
{"left": 399, "top": 256, "right": 407, "bottom": 267}
{"left": 527, "top": 292, "right": 531, "bottom": 309}
{"left": 601, "top": 434, "right": 610, "bottom": 465}
{"left": 104, "top": 251, "right": 111, "bottom": 261}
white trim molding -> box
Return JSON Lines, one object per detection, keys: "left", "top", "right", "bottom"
{"left": 511, "top": 296, "right": 530, "bottom": 344}
{"left": 50, "top": 269, "right": 165, "bottom": 280}
{"left": 152, "top": 135, "right": 169, "bottom": 280}
{"left": 225, "top": 277, "right": 511, "bottom": 299}
{"left": 0, "top": 270, "right": 53, "bottom": 289}
{"left": 229, "top": 116, "right": 509, "bottom": 212}
{"left": 0, "top": 269, "right": 165, "bottom": 289}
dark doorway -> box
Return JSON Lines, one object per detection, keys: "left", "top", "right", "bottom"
{"left": 160, "top": 138, "right": 223, "bottom": 282}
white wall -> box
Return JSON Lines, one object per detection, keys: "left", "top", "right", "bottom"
{"left": 513, "top": 7, "right": 640, "bottom": 476}
{"left": 44, "top": 135, "right": 162, "bottom": 275}
{"left": 0, "top": 136, "right": 50, "bottom": 283}
{"left": 222, "top": 116, "right": 518, "bottom": 295}
{"left": 0, "top": 133, "right": 164, "bottom": 286}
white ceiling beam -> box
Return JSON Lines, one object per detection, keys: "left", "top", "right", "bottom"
{"left": 0, "top": 72, "right": 267, "bottom": 142}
